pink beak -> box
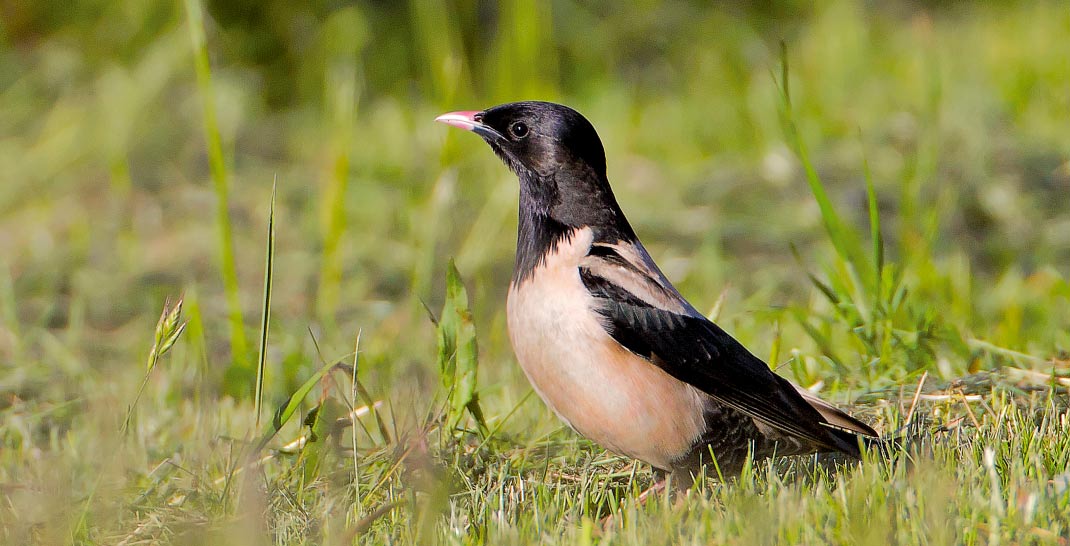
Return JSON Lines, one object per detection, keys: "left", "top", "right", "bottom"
{"left": 435, "top": 110, "right": 505, "bottom": 141}
{"left": 434, "top": 110, "right": 482, "bottom": 131}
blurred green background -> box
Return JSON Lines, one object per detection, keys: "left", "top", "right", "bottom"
{"left": 3, "top": 0, "right": 1067, "bottom": 392}
{"left": 2, "top": 0, "right": 1070, "bottom": 543}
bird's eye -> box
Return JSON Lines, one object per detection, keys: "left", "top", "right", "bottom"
{"left": 509, "top": 121, "right": 529, "bottom": 139}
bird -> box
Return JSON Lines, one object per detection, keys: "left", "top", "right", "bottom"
{"left": 435, "top": 101, "right": 880, "bottom": 487}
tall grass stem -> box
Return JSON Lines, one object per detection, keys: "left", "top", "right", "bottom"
{"left": 183, "top": 0, "right": 249, "bottom": 368}
{"left": 254, "top": 180, "right": 277, "bottom": 427}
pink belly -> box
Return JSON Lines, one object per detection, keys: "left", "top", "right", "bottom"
{"left": 505, "top": 229, "right": 707, "bottom": 469}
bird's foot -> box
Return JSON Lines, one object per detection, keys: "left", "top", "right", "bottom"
{"left": 599, "top": 477, "right": 668, "bottom": 531}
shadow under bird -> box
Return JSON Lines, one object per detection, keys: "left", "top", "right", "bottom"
{"left": 436, "top": 101, "right": 881, "bottom": 487}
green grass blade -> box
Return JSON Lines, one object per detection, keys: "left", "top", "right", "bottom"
{"left": 183, "top": 0, "right": 248, "bottom": 374}
{"left": 790, "top": 243, "right": 841, "bottom": 307}
{"left": 791, "top": 309, "right": 848, "bottom": 374}
{"left": 254, "top": 180, "right": 277, "bottom": 428}
{"left": 860, "top": 132, "right": 884, "bottom": 302}
{"left": 317, "top": 63, "right": 358, "bottom": 325}
{"left": 436, "top": 260, "right": 487, "bottom": 435}
{"left": 491, "top": 0, "right": 558, "bottom": 99}
{"left": 256, "top": 358, "right": 336, "bottom": 452}
{"left": 300, "top": 397, "right": 346, "bottom": 486}
{"left": 183, "top": 287, "right": 210, "bottom": 404}
{"left": 768, "top": 319, "right": 782, "bottom": 370}
{"left": 776, "top": 42, "right": 865, "bottom": 272}
{"left": 408, "top": 0, "right": 460, "bottom": 102}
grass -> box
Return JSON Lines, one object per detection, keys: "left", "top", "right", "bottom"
{"left": 254, "top": 180, "right": 277, "bottom": 427}
{"left": 183, "top": 0, "right": 249, "bottom": 385}
{"left": 2, "top": 1, "right": 1070, "bottom": 544}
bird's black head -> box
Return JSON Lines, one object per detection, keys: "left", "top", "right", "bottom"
{"left": 437, "top": 101, "right": 633, "bottom": 242}
{"left": 473, "top": 101, "right": 607, "bottom": 181}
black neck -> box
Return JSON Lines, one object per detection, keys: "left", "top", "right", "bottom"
{"left": 513, "top": 177, "right": 570, "bottom": 285}
{"left": 511, "top": 171, "right": 637, "bottom": 285}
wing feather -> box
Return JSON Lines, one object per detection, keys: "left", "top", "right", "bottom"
{"left": 579, "top": 241, "right": 878, "bottom": 453}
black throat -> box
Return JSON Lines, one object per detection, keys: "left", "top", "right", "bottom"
{"left": 512, "top": 169, "right": 637, "bottom": 285}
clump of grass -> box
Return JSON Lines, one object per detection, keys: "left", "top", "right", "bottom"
{"left": 235, "top": 185, "right": 404, "bottom": 540}
{"left": 775, "top": 43, "right": 946, "bottom": 385}
{"left": 434, "top": 260, "right": 487, "bottom": 437}
{"left": 254, "top": 352, "right": 337, "bottom": 453}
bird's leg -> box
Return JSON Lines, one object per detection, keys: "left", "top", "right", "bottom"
{"left": 635, "top": 476, "right": 668, "bottom": 505}
{"left": 600, "top": 469, "right": 673, "bottom": 531}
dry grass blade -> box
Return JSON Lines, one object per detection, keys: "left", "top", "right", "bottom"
{"left": 904, "top": 371, "right": 928, "bottom": 429}
{"left": 336, "top": 501, "right": 399, "bottom": 544}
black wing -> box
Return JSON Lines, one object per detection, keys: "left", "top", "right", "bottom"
{"left": 579, "top": 242, "right": 877, "bottom": 455}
